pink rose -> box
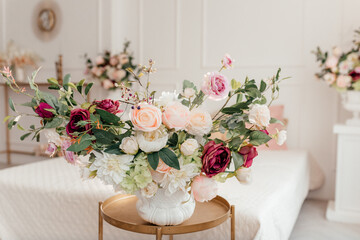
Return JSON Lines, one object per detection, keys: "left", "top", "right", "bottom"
{"left": 45, "top": 142, "right": 57, "bottom": 157}
{"left": 34, "top": 102, "right": 55, "bottom": 118}
{"left": 95, "top": 99, "right": 123, "bottom": 114}
{"left": 323, "top": 73, "right": 336, "bottom": 85}
{"left": 61, "top": 139, "right": 78, "bottom": 165}
{"left": 119, "top": 53, "right": 129, "bottom": 65}
{"left": 201, "top": 72, "right": 230, "bottom": 100}
{"left": 109, "top": 56, "right": 119, "bottom": 66}
{"left": 325, "top": 56, "right": 338, "bottom": 70}
{"left": 239, "top": 144, "right": 258, "bottom": 168}
{"left": 336, "top": 75, "right": 352, "bottom": 88}
{"left": 222, "top": 54, "right": 233, "bottom": 69}
{"left": 91, "top": 67, "right": 104, "bottom": 77}
{"left": 191, "top": 175, "right": 218, "bottom": 202}
{"left": 102, "top": 79, "right": 114, "bottom": 90}
{"left": 130, "top": 103, "right": 162, "bottom": 132}
{"left": 201, "top": 141, "right": 231, "bottom": 177}
{"left": 112, "top": 69, "right": 126, "bottom": 80}
{"left": 95, "top": 56, "right": 105, "bottom": 65}
{"left": 162, "top": 102, "right": 190, "bottom": 131}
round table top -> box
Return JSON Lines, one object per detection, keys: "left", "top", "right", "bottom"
{"left": 101, "top": 194, "right": 231, "bottom": 235}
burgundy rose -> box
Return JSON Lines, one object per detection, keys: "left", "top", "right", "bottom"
{"left": 66, "top": 109, "right": 91, "bottom": 137}
{"left": 94, "top": 99, "right": 122, "bottom": 115}
{"left": 350, "top": 67, "right": 360, "bottom": 82}
{"left": 239, "top": 144, "right": 258, "bottom": 168}
{"left": 34, "top": 102, "right": 55, "bottom": 118}
{"left": 201, "top": 141, "right": 231, "bottom": 177}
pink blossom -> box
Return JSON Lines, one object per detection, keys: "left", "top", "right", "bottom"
{"left": 61, "top": 140, "right": 78, "bottom": 165}
{"left": 45, "top": 142, "right": 57, "bottom": 157}
{"left": 201, "top": 72, "right": 230, "bottom": 100}
{"left": 102, "top": 79, "right": 114, "bottom": 90}
{"left": 191, "top": 175, "right": 218, "bottom": 202}
{"left": 95, "top": 56, "right": 105, "bottom": 65}
{"left": 109, "top": 56, "right": 119, "bottom": 66}
{"left": 222, "top": 54, "right": 233, "bottom": 69}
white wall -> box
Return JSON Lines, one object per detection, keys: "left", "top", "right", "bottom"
{"left": 111, "top": 0, "right": 360, "bottom": 200}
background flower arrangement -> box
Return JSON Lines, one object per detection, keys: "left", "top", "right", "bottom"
{"left": 85, "top": 41, "right": 138, "bottom": 90}
{"left": 1, "top": 54, "right": 287, "bottom": 212}
{"left": 313, "top": 29, "right": 360, "bottom": 92}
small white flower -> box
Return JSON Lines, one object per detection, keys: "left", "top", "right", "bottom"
{"left": 141, "top": 181, "right": 158, "bottom": 198}
{"left": 235, "top": 168, "right": 252, "bottom": 184}
{"left": 276, "top": 130, "right": 287, "bottom": 146}
{"left": 120, "top": 136, "right": 139, "bottom": 155}
{"left": 89, "top": 152, "right": 133, "bottom": 188}
{"left": 42, "top": 129, "right": 62, "bottom": 146}
{"left": 183, "top": 88, "right": 196, "bottom": 99}
{"left": 248, "top": 104, "right": 271, "bottom": 128}
{"left": 180, "top": 139, "right": 199, "bottom": 156}
{"left": 136, "top": 126, "right": 169, "bottom": 153}
{"left": 156, "top": 91, "right": 178, "bottom": 107}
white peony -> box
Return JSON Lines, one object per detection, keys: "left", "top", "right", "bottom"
{"left": 89, "top": 152, "right": 133, "bottom": 188}
{"left": 120, "top": 136, "right": 139, "bottom": 155}
{"left": 180, "top": 139, "right": 199, "bottom": 156}
{"left": 156, "top": 91, "right": 178, "bottom": 107}
{"left": 136, "top": 126, "right": 169, "bottom": 153}
{"left": 235, "top": 168, "right": 252, "bottom": 184}
{"left": 339, "top": 60, "right": 354, "bottom": 75}
{"left": 323, "top": 73, "right": 336, "bottom": 85}
{"left": 183, "top": 88, "right": 196, "bottom": 99}
{"left": 185, "top": 109, "right": 212, "bottom": 136}
{"left": 276, "top": 130, "right": 287, "bottom": 146}
{"left": 43, "top": 129, "right": 62, "bottom": 145}
{"left": 141, "top": 181, "right": 158, "bottom": 198}
{"left": 248, "top": 104, "right": 271, "bottom": 128}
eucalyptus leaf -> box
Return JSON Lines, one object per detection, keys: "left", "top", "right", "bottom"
{"left": 44, "top": 117, "right": 63, "bottom": 128}
{"left": 8, "top": 97, "right": 16, "bottom": 112}
{"left": 20, "top": 132, "right": 32, "bottom": 141}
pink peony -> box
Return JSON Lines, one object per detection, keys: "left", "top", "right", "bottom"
{"left": 221, "top": 54, "right": 233, "bottom": 69}
{"left": 95, "top": 56, "right": 105, "bottom": 65}
{"left": 102, "top": 79, "right": 114, "bottom": 90}
{"left": 325, "top": 56, "right": 338, "bottom": 70}
{"left": 34, "top": 102, "right": 55, "bottom": 118}
{"left": 201, "top": 72, "right": 230, "bottom": 100}
{"left": 201, "top": 141, "right": 231, "bottom": 177}
{"left": 112, "top": 69, "right": 126, "bottom": 80}
{"left": 91, "top": 67, "right": 104, "bottom": 77}
{"left": 239, "top": 144, "right": 258, "bottom": 168}
{"left": 162, "top": 102, "right": 190, "bottom": 131}
{"left": 109, "top": 56, "right": 119, "bottom": 66}
{"left": 191, "top": 175, "right": 218, "bottom": 202}
{"left": 130, "top": 103, "right": 162, "bottom": 132}
{"left": 95, "top": 99, "right": 122, "bottom": 114}
{"left": 61, "top": 139, "right": 78, "bottom": 164}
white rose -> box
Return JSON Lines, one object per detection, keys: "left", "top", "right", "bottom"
{"left": 248, "top": 104, "right": 271, "bottom": 128}
{"left": 336, "top": 75, "right": 352, "bottom": 88}
{"left": 339, "top": 60, "right": 354, "bottom": 75}
{"left": 332, "top": 47, "right": 342, "bottom": 57}
{"left": 185, "top": 109, "right": 212, "bottom": 136}
{"left": 325, "top": 56, "right": 338, "bottom": 71}
{"left": 235, "top": 168, "right": 252, "bottom": 184}
{"left": 277, "top": 130, "right": 287, "bottom": 146}
{"left": 323, "top": 73, "right": 336, "bottom": 85}
{"left": 180, "top": 139, "right": 199, "bottom": 156}
{"left": 141, "top": 181, "right": 158, "bottom": 198}
{"left": 183, "top": 88, "right": 196, "bottom": 99}
{"left": 136, "top": 126, "right": 169, "bottom": 153}
{"left": 42, "top": 129, "right": 62, "bottom": 146}
{"left": 120, "top": 136, "right": 139, "bottom": 155}
{"left": 156, "top": 91, "right": 178, "bottom": 107}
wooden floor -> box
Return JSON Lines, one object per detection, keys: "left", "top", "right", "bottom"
{"left": 1, "top": 154, "right": 360, "bottom": 239}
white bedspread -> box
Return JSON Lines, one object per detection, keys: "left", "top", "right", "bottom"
{"left": 0, "top": 150, "right": 309, "bottom": 240}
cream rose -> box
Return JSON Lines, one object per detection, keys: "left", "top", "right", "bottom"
{"left": 136, "top": 126, "right": 168, "bottom": 153}
{"left": 191, "top": 175, "right": 218, "bottom": 202}
{"left": 180, "top": 139, "right": 199, "bottom": 156}
{"left": 130, "top": 103, "right": 162, "bottom": 132}
{"left": 95, "top": 56, "right": 105, "bottom": 65}
{"left": 339, "top": 60, "right": 354, "bottom": 75}
{"left": 102, "top": 79, "right": 114, "bottom": 90}
{"left": 141, "top": 181, "right": 158, "bottom": 198}
{"left": 162, "top": 102, "right": 190, "bottom": 131}
{"left": 119, "top": 53, "right": 129, "bottom": 65}
{"left": 337, "top": 75, "right": 352, "bottom": 88}
{"left": 325, "top": 56, "right": 338, "bottom": 71}
{"left": 323, "top": 73, "right": 336, "bottom": 85}
{"left": 276, "top": 130, "right": 287, "bottom": 146}
{"left": 120, "top": 136, "right": 139, "bottom": 155}
{"left": 185, "top": 109, "right": 212, "bottom": 136}
{"left": 183, "top": 88, "right": 196, "bottom": 99}
{"left": 248, "top": 104, "right": 271, "bottom": 128}
{"left": 112, "top": 69, "right": 126, "bottom": 80}
{"left": 332, "top": 47, "right": 342, "bottom": 57}
{"left": 235, "top": 168, "right": 252, "bottom": 184}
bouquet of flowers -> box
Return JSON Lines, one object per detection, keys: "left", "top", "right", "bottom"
{"left": 3, "top": 40, "right": 42, "bottom": 68}
{"left": 313, "top": 29, "right": 360, "bottom": 92}
{"left": 85, "top": 41, "right": 137, "bottom": 90}
{"left": 1, "top": 54, "right": 286, "bottom": 205}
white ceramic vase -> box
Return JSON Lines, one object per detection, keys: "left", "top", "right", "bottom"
{"left": 341, "top": 91, "right": 360, "bottom": 126}
{"left": 136, "top": 188, "right": 196, "bottom": 226}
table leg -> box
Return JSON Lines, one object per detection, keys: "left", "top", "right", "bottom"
{"left": 156, "top": 227, "right": 162, "bottom": 240}
{"left": 231, "top": 205, "right": 235, "bottom": 240}
{"left": 99, "top": 202, "right": 103, "bottom": 240}
{"left": 169, "top": 235, "right": 173, "bottom": 240}
{"left": 4, "top": 86, "right": 11, "bottom": 165}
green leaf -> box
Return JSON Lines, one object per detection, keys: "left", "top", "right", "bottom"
{"left": 116, "top": 130, "right": 132, "bottom": 142}
{"left": 147, "top": 152, "right": 160, "bottom": 170}
{"left": 260, "top": 80, "right": 267, "bottom": 92}
{"left": 231, "top": 79, "right": 241, "bottom": 90}
{"left": 178, "top": 131, "right": 186, "bottom": 144}
{"left": 63, "top": 74, "right": 71, "bottom": 90}
{"left": 159, "top": 148, "right": 180, "bottom": 170}
{"left": 47, "top": 78, "right": 58, "bottom": 85}
{"left": 167, "top": 133, "right": 178, "bottom": 147}
{"left": 76, "top": 79, "right": 86, "bottom": 93}
{"left": 44, "top": 117, "right": 63, "bottom": 128}
{"left": 17, "top": 124, "right": 25, "bottom": 131}
{"left": 229, "top": 137, "right": 242, "bottom": 151}
{"left": 3, "top": 115, "right": 11, "bottom": 123}
{"left": 21, "top": 101, "right": 37, "bottom": 107}
{"left": 96, "top": 108, "right": 120, "bottom": 125}
{"left": 353, "top": 80, "right": 360, "bottom": 91}
{"left": 39, "top": 91, "right": 59, "bottom": 109}
{"left": 104, "top": 142, "right": 122, "bottom": 155}
{"left": 270, "top": 117, "right": 284, "bottom": 125}
{"left": 236, "top": 94, "right": 243, "bottom": 103}
{"left": 58, "top": 102, "right": 68, "bottom": 115}
{"left": 232, "top": 151, "right": 244, "bottom": 170}
{"left": 20, "top": 132, "right": 32, "bottom": 141}
{"left": 181, "top": 99, "right": 190, "bottom": 107}
{"left": 249, "top": 131, "right": 272, "bottom": 146}
{"left": 182, "top": 79, "right": 197, "bottom": 91}
{"left": 85, "top": 82, "right": 94, "bottom": 95}
{"left": 93, "top": 128, "right": 116, "bottom": 144}
{"left": 67, "top": 140, "right": 91, "bottom": 152}
{"left": 8, "top": 97, "right": 16, "bottom": 112}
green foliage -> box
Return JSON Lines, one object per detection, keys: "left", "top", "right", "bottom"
{"left": 159, "top": 148, "right": 180, "bottom": 170}
{"left": 182, "top": 79, "right": 197, "bottom": 91}
{"left": 96, "top": 109, "right": 120, "bottom": 125}
{"left": 167, "top": 133, "right": 178, "bottom": 147}
{"left": 249, "top": 131, "right": 272, "bottom": 146}
{"left": 232, "top": 151, "right": 244, "bottom": 170}
{"left": 67, "top": 134, "right": 93, "bottom": 152}
{"left": 63, "top": 74, "right": 71, "bottom": 91}
{"left": 44, "top": 117, "right": 63, "bottom": 128}
{"left": 104, "top": 142, "right": 122, "bottom": 155}
{"left": 85, "top": 82, "right": 93, "bottom": 95}
{"left": 93, "top": 128, "right": 116, "bottom": 144}
{"left": 8, "top": 97, "right": 16, "bottom": 112}
{"left": 20, "top": 132, "right": 32, "bottom": 141}
{"left": 147, "top": 152, "right": 160, "bottom": 170}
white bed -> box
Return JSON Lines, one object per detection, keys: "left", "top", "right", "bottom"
{"left": 0, "top": 150, "right": 309, "bottom": 240}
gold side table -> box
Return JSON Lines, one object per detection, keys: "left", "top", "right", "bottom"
{"left": 99, "top": 194, "right": 235, "bottom": 240}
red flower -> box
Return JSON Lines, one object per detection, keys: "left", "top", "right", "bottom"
{"left": 350, "top": 67, "right": 360, "bottom": 82}
{"left": 94, "top": 99, "right": 122, "bottom": 115}
{"left": 239, "top": 144, "right": 258, "bottom": 168}
{"left": 66, "top": 109, "right": 91, "bottom": 138}
{"left": 34, "top": 102, "right": 55, "bottom": 118}
{"left": 201, "top": 141, "right": 231, "bottom": 177}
